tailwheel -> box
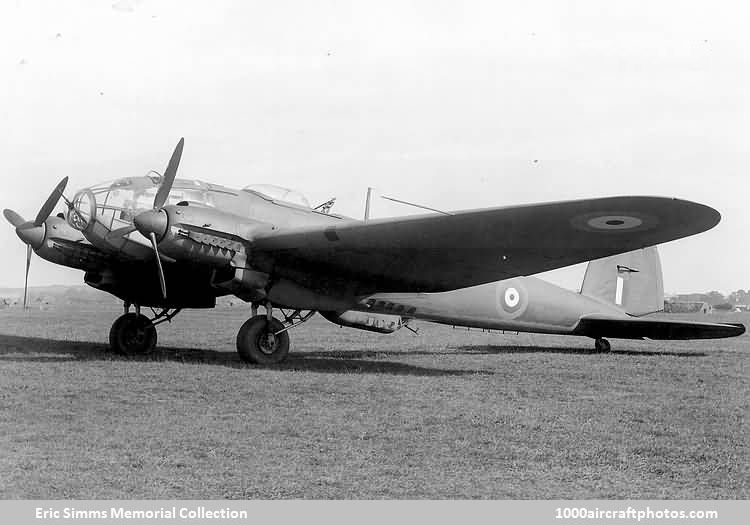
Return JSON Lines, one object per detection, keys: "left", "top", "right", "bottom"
{"left": 594, "top": 337, "right": 611, "bottom": 353}
{"left": 109, "top": 313, "right": 157, "bottom": 355}
{"left": 236, "top": 315, "right": 290, "bottom": 365}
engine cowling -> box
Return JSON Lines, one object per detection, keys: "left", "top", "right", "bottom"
{"left": 128, "top": 204, "right": 274, "bottom": 269}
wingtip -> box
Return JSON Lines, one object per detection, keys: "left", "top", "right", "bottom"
{"left": 661, "top": 196, "right": 722, "bottom": 236}
{"left": 691, "top": 199, "right": 721, "bottom": 230}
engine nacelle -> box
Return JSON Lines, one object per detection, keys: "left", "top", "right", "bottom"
{"left": 320, "top": 310, "right": 404, "bottom": 334}
{"left": 153, "top": 204, "right": 275, "bottom": 268}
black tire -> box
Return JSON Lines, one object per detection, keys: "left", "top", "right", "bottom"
{"left": 109, "top": 313, "right": 157, "bottom": 355}
{"left": 236, "top": 315, "right": 290, "bottom": 365}
{"left": 594, "top": 337, "right": 611, "bottom": 353}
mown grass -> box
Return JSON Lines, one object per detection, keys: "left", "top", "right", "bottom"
{"left": 0, "top": 305, "right": 747, "bottom": 499}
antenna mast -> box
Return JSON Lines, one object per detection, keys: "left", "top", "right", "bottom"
{"left": 364, "top": 187, "right": 373, "bottom": 221}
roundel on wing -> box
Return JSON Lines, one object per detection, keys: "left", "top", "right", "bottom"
{"left": 495, "top": 279, "right": 528, "bottom": 319}
{"left": 570, "top": 211, "right": 658, "bottom": 233}
{"left": 586, "top": 215, "right": 642, "bottom": 230}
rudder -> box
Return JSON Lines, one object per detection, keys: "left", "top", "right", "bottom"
{"left": 580, "top": 247, "right": 664, "bottom": 316}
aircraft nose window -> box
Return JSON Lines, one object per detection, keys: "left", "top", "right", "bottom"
{"left": 69, "top": 190, "right": 95, "bottom": 231}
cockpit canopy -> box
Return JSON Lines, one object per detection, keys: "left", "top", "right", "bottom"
{"left": 68, "top": 177, "right": 313, "bottom": 235}
{"left": 68, "top": 176, "right": 213, "bottom": 233}
{"left": 243, "top": 184, "right": 311, "bottom": 208}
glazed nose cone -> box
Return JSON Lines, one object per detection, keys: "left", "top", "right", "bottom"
{"left": 16, "top": 222, "right": 45, "bottom": 249}
{"left": 134, "top": 209, "right": 168, "bottom": 240}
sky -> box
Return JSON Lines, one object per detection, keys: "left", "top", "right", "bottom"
{"left": 0, "top": 0, "right": 747, "bottom": 293}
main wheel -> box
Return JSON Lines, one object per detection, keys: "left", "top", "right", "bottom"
{"left": 109, "top": 313, "right": 157, "bottom": 355}
{"left": 236, "top": 315, "right": 290, "bottom": 365}
{"left": 594, "top": 337, "right": 611, "bottom": 353}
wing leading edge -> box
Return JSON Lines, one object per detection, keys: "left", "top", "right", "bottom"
{"left": 251, "top": 196, "right": 720, "bottom": 293}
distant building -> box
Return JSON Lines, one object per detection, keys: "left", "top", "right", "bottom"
{"left": 664, "top": 301, "right": 712, "bottom": 314}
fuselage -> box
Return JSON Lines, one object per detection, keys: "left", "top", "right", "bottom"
{"left": 357, "top": 276, "right": 627, "bottom": 336}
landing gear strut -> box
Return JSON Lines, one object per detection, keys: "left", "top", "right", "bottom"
{"left": 236, "top": 304, "right": 315, "bottom": 365}
{"left": 109, "top": 304, "right": 181, "bottom": 355}
{"left": 594, "top": 337, "right": 611, "bottom": 353}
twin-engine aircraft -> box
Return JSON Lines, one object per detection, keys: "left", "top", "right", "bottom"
{"left": 4, "top": 139, "right": 744, "bottom": 363}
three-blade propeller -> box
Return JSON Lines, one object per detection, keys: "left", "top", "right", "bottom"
{"left": 106, "top": 137, "right": 184, "bottom": 245}
{"left": 135, "top": 137, "right": 184, "bottom": 298}
{"left": 103, "top": 138, "right": 184, "bottom": 299}
{"left": 142, "top": 137, "right": 183, "bottom": 299}
{"left": 3, "top": 176, "right": 69, "bottom": 309}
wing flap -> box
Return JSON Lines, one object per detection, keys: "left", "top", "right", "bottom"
{"left": 574, "top": 316, "right": 745, "bottom": 340}
{"left": 251, "top": 196, "right": 720, "bottom": 293}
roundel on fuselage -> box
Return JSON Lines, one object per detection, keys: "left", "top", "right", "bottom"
{"left": 495, "top": 279, "right": 528, "bottom": 319}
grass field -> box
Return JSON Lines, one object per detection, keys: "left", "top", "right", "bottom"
{"left": 0, "top": 304, "right": 748, "bottom": 499}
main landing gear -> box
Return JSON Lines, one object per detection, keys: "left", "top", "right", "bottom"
{"left": 109, "top": 304, "right": 181, "bottom": 355}
{"left": 594, "top": 337, "right": 611, "bottom": 353}
{"left": 236, "top": 304, "right": 315, "bottom": 365}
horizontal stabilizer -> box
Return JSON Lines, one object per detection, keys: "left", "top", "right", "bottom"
{"left": 574, "top": 315, "right": 745, "bottom": 340}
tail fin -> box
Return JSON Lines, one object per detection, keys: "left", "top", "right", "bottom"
{"left": 580, "top": 247, "right": 664, "bottom": 316}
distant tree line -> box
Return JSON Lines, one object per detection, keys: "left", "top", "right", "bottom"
{"left": 672, "top": 290, "right": 750, "bottom": 311}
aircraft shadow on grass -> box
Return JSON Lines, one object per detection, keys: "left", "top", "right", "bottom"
{"left": 454, "top": 344, "right": 707, "bottom": 357}
{"left": 0, "top": 334, "right": 707, "bottom": 379}
{"left": 304, "top": 344, "right": 707, "bottom": 358}
{"left": 0, "top": 334, "right": 492, "bottom": 377}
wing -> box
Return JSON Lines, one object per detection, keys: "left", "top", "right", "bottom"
{"left": 251, "top": 196, "right": 720, "bottom": 293}
{"left": 574, "top": 315, "right": 745, "bottom": 340}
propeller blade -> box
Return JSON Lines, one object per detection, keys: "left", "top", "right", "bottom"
{"left": 3, "top": 209, "right": 25, "bottom": 228}
{"left": 24, "top": 244, "right": 31, "bottom": 310}
{"left": 34, "top": 177, "right": 69, "bottom": 227}
{"left": 105, "top": 224, "right": 137, "bottom": 241}
{"left": 149, "top": 232, "right": 167, "bottom": 299}
{"left": 153, "top": 138, "right": 184, "bottom": 209}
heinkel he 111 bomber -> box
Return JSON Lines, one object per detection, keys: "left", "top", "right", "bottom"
{"left": 4, "top": 139, "right": 744, "bottom": 363}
